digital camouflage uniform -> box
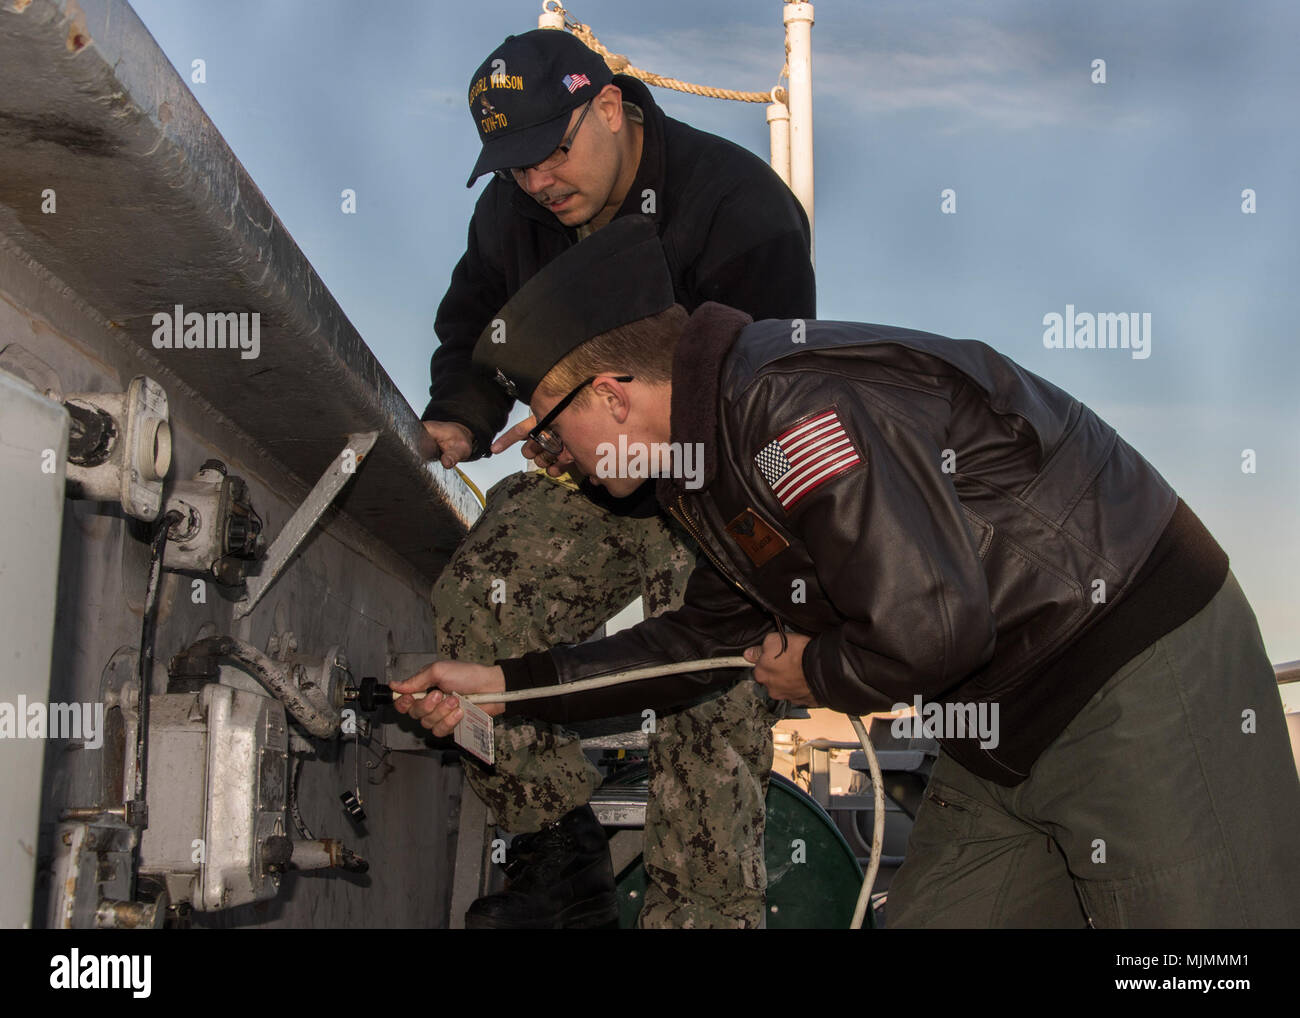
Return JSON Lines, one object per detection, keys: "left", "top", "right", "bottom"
{"left": 433, "top": 469, "right": 783, "bottom": 927}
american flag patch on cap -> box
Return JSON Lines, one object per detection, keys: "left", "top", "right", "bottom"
{"left": 562, "top": 73, "right": 591, "bottom": 93}
{"left": 755, "top": 408, "right": 862, "bottom": 510}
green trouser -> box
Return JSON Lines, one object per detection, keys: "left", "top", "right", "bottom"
{"left": 433, "top": 470, "right": 781, "bottom": 928}
{"left": 887, "top": 571, "right": 1300, "bottom": 928}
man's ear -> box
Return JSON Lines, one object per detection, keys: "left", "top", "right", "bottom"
{"left": 594, "top": 375, "right": 632, "bottom": 424}
{"left": 595, "top": 83, "right": 625, "bottom": 131}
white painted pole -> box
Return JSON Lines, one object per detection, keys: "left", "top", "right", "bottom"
{"left": 767, "top": 95, "right": 791, "bottom": 186}
{"left": 538, "top": 0, "right": 565, "bottom": 29}
{"left": 783, "top": 1, "right": 815, "bottom": 264}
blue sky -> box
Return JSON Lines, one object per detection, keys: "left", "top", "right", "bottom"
{"left": 129, "top": 0, "right": 1300, "bottom": 665}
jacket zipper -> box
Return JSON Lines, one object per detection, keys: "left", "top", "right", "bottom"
{"left": 670, "top": 495, "right": 789, "bottom": 651}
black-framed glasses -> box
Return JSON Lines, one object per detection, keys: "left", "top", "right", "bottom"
{"left": 528, "top": 374, "right": 633, "bottom": 459}
{"left": 494, "top": 100, "right": 594, "bottom": 182}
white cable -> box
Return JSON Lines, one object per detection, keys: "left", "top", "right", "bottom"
{"left": 398, "top": 654, "right": 885, "bottom": 928}
{"left": 461, "top": 656, "right": 754, "bottom": 704}
{"left": 848, "top": 715, "right": 885, "bottom": 929}
{"left": 390, "top": 657, "right": 754, "bottom": 706}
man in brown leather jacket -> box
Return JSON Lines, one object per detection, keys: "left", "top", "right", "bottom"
{"left": 396, "top": 216, "right": 1300, "bottom": 927}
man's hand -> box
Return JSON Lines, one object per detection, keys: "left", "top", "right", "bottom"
{"left": 744, "top": 631, "right": 819, "bottom": 706}
{"left": 390, "top": 660, "right": 507, "bottom": 737}
{"left": 421, "top": 420, "right": 474, "bottom": 469}
{"left": 490, "top": 414, "right": 571, "bottom": 477}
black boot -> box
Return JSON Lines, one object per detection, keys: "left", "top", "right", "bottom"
{"left": 465, "top": 804, "right": 618, "bottom": 929}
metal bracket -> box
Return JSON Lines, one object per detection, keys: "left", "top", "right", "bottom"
{"left": 235, "top": 432, "right": 378, "bottom": 620}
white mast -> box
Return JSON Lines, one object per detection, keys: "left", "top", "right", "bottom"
{"left": 783, "top": 1, "right": 815, "bottom": 263}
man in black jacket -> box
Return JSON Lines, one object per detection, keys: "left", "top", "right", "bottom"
{"left": 397, "top": 216, "right": 1300, "bottom": 927}
{"left": 421, "top": 29, "right": 814, "bottom": 928}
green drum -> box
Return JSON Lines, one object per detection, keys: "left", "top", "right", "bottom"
{"left": 609, "top": 768, "right": 869, "bottom": 928}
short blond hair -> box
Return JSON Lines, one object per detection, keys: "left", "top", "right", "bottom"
{"left": 537, "top": 303, "right": 688, "bottom": 405}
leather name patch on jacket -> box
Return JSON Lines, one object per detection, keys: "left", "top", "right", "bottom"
{"left": 725, "top": 508, "right": 789, "bottom": 567}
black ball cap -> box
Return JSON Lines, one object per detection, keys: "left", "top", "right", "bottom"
{"left": 473, "top": 216, "right": 675, "bottom": 404}
{"left": 465, "top": 29, "right": 614, "bottom": 187}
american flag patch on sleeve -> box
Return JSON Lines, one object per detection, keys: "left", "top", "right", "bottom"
{"left": 754, "top": 408, "right": 863, "bottom": 510}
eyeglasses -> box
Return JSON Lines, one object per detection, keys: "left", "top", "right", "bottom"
{"left": 494, "top": 100, "right": 594, "bottom": 182}
{"left": 528, "top": 374, "right": 633, "bottom": 459}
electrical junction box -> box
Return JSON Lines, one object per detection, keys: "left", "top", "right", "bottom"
{"left": 138, "top": 681, "right": 288, "bottom": 911}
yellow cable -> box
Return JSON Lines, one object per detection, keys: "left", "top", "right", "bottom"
{"left": 453, "top": 466, "right": 486, "bottom": 508}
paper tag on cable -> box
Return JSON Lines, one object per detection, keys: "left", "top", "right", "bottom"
{"left": 453, "top": 696, "right": 495, "bottom": 765}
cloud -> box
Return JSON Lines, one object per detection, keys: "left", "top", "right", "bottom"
{"left": 815, "top": 17, "right": 1130, "bottom": 130}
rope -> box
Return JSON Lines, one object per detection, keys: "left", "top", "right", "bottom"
{"left": 550, "top": 4, "right": 787, "bottom": 105}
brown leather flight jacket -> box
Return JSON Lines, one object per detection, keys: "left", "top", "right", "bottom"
{"left": 500, "top": 303, "right": 1226, "bottom": 785}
